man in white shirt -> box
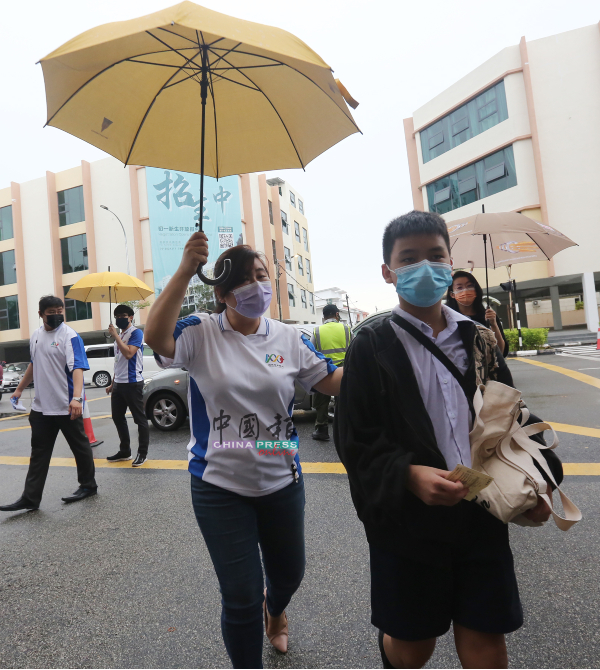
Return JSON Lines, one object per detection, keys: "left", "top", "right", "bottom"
{"left": 0, "top": 295, "right": 97, "bottom": 512}
{"left": 105, "top": 304, "right": 149, "bottom": 467}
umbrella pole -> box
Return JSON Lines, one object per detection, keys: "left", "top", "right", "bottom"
{"left": 483, "top": 233, "right": 490, "bottom": 310}
{"left": 195, "top": 45, "right": 231, "bottom": 287}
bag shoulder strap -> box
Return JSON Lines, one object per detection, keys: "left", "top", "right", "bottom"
{"left": 390, "top": 313, "right": 474, "bottom": 414}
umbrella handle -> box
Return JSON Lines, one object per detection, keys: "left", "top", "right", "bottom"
{"left": 196, "top": 259, "right": 232, "bottom": 286}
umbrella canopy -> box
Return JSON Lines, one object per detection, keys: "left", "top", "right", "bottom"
{"left": 66, "top": 272, "right": 154, "bottom": 303}
{"left": 39, "top": 0, "right": 360, "bottom": 177}
{"left": 447, "top": 212, "right": 577, "bottom": 270}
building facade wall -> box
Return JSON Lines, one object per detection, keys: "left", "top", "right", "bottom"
{"left": 0, "top": 156, "right": 318, "bottom": 358}
{"left": 404, "top": 23, "right": 600, "bottom": 315}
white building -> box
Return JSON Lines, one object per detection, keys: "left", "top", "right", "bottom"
{"left": 314, "top": 287, "right": 369, "bottom": 326}
{"left": 403, "top": 23, "right": 600, "bottom": 333}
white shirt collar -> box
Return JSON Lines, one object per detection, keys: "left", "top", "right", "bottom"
{"left": 392, "top": 303, "right": 470, "bottom": 338}
{"left": 323, "top": 318, "right": 338, "bottom": 324}
{"left": 217, "top": 310, "right": 269, "bottom": 336}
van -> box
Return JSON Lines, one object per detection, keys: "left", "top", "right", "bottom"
{"left": 84, "top": 343, "right": 161, "bottom": 388}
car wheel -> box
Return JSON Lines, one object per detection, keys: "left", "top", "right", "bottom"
{"left": 93, "top": 371, "right": 112, "bottom": 388}
{"left": 149, "top": 393, "right": 186, "bottom": 431}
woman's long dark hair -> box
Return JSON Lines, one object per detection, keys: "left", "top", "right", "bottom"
{"left": 212, "top": 245, "right": 269, "bottom": 313}
{"left": 446, "top": 270, "right": 487, "bottom": 323}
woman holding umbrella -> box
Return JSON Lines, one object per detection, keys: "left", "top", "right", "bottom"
{"left": 446, "top": 271, "right": 509, "bottom": 357}
{"left": 145, "top": 232, "right": 342, "bottom": 669}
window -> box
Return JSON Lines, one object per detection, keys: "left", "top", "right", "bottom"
{"left": 0, "top": 249, "right": 16, "bottom": 286}
{"left": 294, "top": 221, "right": 301, "bottom": 243}
{"left": 420, "top": 80, "right": 508, "bottom": 163}
{"left": 306, "top": 258, "right": 312, "bottom": 283}
{"left": 61, "top": 234, "right": 89, "bottom": 274}
{"left": 284, "top": 246, "right": 292, "bottom": 271}
{"left": 290, "top": 191, "right": 296, "bottom": 207}
{"left": 298, "top": 199, "right": 304, "bottom": 215}
{"left": 272, "top": 239, "right": 277, "bottom": 263}
{"left": 301, "top": 289, "right": 307, "bottom": 309}
{"left": 302, "top": 228, "right": 309, "bottom": 251}
{"left": 278, "top": 186, "right": 282, "bottom": 196}
{"left": 326, "top": 298, "right": 334, "bottom": 304}
{"left": 0, "top": 295, "right": 19, "bottom": 331}
{"left": 86, "top": 347, "right": 111, "bottom": 358}
{"left": 297, "top": 255, "right": 304, "bottom": 276}
{"left": 288, "top": 283, "right": 295, "bottom": 307}
{"left": 64, "top": 284, "right": 92, "bottom": 322}
{"left": 58, "top": 186, "right": 85, "bottom": 227}
{"left": 268, "top": 200, "right": 274, "bottom": 225}
{"left": 281, "top": 210, "right": 289, "bottom": 235}
{"left": 309, "top": 292, "right": 315, "bottom": 314}
{"left": 426, "top": 145, "right": 517, "bottom": 214}
{"left": 0, "top": 205, "right": 13, "bottom": 241}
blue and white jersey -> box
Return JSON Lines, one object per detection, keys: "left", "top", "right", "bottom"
{"left": 30, "top": 322, "right": 89, "bottom": 415}
{"left": 114, "top": 326, "right": 144, "bottom": 383}
{"left": 156, "top": 311, "right": 336, "bottom": 497}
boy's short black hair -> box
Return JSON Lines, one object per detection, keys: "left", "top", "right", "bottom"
{"left": 382, "top": 210, "right": 451, "bottom": 265}
{"left": 114, "top": 304, "right": 134, "bottom": 317}
{"left": 39, "top": 295, "right": 64, "bottom": 313}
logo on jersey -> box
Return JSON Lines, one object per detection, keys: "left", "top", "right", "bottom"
{"left": 50, "top": 341, "right": 59, "bottom": 348}
{"left": 265, "top": 353, "right": 284, "bottom": 368}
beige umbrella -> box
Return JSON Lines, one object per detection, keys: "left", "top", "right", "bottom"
{"left": 447, "top": 210, "right": 577, "bottom": 305}
{"left": 447, "top": 211, "right": 577, "bottom": 271}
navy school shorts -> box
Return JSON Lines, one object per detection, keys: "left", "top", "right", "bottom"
{"left": 370, "top": 503, "right": 523, "bottom": 641}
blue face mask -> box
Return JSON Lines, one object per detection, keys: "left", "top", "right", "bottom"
{"left": 389, "top": 259, "right": 453, "bottom": 308}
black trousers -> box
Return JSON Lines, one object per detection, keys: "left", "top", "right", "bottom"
{"left": 23, "top": 410, "right": 97, "bottom": 506}
{"left": 111, "top": 381, "right": 149, "bottom": 455}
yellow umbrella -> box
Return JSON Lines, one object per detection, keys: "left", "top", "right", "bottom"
{"left": 39, "top": 1, "right": 360, "bottom": 285}
{"left": 66, "top": 272, "right": 154, "bottom": 322}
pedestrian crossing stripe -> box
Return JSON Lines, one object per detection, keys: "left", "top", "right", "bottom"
{"left": 554, "top": 345, "right": 600, "bottom": 362}
{"left": 0, "top": 456, "right": 598, "bottom": 475}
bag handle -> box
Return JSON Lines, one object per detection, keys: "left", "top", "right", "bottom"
{"left": 509, "top": 428, "right": 582, "bottom": 530}
{"left": 390, "top": 314, "right": 475, "bottom": 419}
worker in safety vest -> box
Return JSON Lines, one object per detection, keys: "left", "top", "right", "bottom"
{"left": 310, "top": 304, "right": 351, "bottom": 441}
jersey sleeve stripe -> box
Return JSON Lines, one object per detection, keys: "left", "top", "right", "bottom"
{"left": 71, "top": 335, "right": 90, "bottom": 371}
{"left": 174, "top": 315, "right": 202, "bottom": 341}
{"left": 300, "top": 333, "right": 338, "bottom": 374}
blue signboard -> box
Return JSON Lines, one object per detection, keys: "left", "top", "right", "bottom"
{"left": 146, "top": 168, "right": 242, "bottom": 294}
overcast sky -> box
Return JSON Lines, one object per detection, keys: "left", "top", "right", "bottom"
{"left": 1, "top": 0, "right": 598, "bottom": 314}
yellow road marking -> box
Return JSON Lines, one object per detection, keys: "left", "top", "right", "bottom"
{"left": 516, "top": 358, "right": 600, "bottom": 390}
{"left": 0, "top": 456, "right": 599, "bottom": 476}
{"left": 549, "top": 422, "right": 600, "bottom": 439}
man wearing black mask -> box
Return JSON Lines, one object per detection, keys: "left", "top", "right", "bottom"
{"left": 105, "top": 305, "right": 149, "bottom": 466}
{"left": 0, "top": 295, "right": 97, "bottom": 512}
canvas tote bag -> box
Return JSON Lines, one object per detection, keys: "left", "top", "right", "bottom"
{"left": 390, "top": 314, "right": 582, "bottom": 531}
{"left": 468, "top": 381, "right": 581, "bottom": 530}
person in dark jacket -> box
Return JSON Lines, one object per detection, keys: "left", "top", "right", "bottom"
{"left": 334, "top": 211, "right": 561, "bottom": 670}
{"left": 446, "top": 270, "right": 509, "bottom": 357}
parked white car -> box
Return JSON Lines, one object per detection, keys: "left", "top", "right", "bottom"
{"left": 84, "top": 343, "right": 162, "bottom": 388}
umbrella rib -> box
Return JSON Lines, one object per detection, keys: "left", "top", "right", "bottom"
{"left": 527, "top": 232, "right": 550, "bottom": 260}
{"left": 207, "top": 48, "right": 306, "bottom": 170}
{"left": 208, "top": 46, "right": 361, "bottom": 132}
{"left": 124, "top": 42, "right": 203, "bottom": 166}
{"left": 489, "top": 234, "right": 497, "bottom": 269}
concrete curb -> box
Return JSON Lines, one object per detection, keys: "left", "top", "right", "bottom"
{"left": 508, "top": 350, "right": 556, "bottom": 357}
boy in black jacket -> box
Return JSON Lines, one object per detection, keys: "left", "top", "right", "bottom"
{"left": 334, "top": 211, "right": 555, "bottom": 669}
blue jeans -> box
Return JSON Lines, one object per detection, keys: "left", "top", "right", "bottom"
{"left": 190, "top": 474, "right": 306, "bottom": 669}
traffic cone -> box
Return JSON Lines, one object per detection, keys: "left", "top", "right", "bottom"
{"left": 83, "top": 394, "right": 103, "bottom": 447}
{"left": 597, "top": 327, "right": 600, "bottom": 351}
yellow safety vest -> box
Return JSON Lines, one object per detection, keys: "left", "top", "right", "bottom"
{"left": 313, "top": 321, "right": 351, "bottom": 365}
